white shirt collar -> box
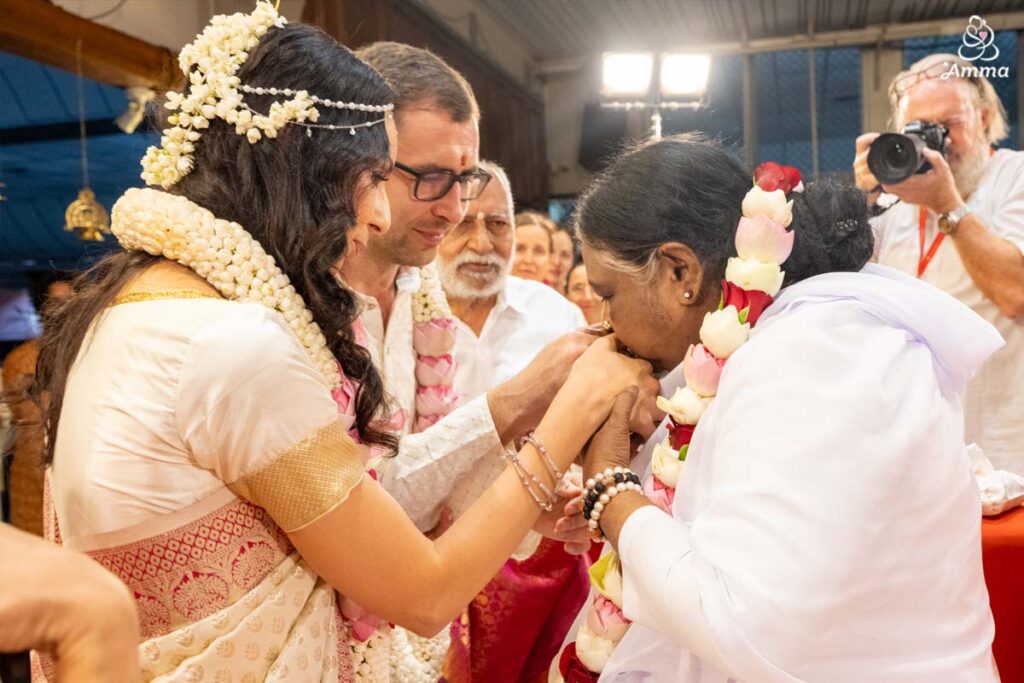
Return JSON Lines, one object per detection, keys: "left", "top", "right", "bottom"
{"left": 350, "top": 266, "right": 420, "bottom": 312}
{"left": 494, "top": 276, "right": 531, "bottom": 317}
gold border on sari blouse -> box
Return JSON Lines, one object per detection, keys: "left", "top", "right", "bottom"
{"left": 228, "top": 418, "right": 365, "bottom": 533}
{"left": 111, "top": 289, "right": 222, "bottom": 306}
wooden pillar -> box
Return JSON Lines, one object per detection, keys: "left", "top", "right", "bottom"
{"left": 0, "top": 0, "right": 180, "bottom": 91}
{"left": 302, "top": 0, "right": 392, "bottom": 48}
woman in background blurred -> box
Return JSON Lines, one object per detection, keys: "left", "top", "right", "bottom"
{"left": 549, "top": 224, "right": 576, "bottom": 293}
{"left": 513, "top": 210, "right": 555, "bottom": 283}
{"left": 566, "top": 261, "right": 603, "bottom": 325}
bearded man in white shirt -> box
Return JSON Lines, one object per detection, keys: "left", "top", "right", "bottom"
{"left": 439, "top": 160, "right": 587, "bottom": 398}
{"left": 855, "top": 53, "right": 1024, "bottom": 479}
{"left": 435, "top": 160, "right": 594, "bottom": 680}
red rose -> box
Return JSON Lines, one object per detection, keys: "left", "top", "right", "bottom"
{"left": 559, "top": 643, "right": 600, "bottom": 683}
{"left": 720, "top": 280, "right": 774, "bottom": 326}
{"left": 782, "top": 164, "right": 802, "bottom": 192}
{"left": 754, "top": 162, "right": 802, "bottom": 194}
{"left": 667, "top": 421, "right": 695, "bottom": 450}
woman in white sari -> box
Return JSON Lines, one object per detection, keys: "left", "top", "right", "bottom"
{"left": 556, "top": 138, "right": 1003, "bottom": 682}
{"left": 29, "top": 5, "right": 649, "bottom": 681}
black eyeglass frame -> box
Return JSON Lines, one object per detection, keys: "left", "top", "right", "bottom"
{"left": 394, "top": 161, "right": 492, "bottom": 202}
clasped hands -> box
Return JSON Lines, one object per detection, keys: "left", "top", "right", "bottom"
{"left": 539, "top": 332, "right": 662, "bottom": 554}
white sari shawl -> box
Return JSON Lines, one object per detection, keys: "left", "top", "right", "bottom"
{"left": 599, "top": 265, "right": 1004, "bottom": 682}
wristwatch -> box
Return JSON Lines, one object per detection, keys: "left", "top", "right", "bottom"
{"left": 938, "top": 205, "right": 971, "bottom": 235}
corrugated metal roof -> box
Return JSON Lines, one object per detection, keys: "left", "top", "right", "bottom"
{"left": 475, "top": 0, "right": 1024, "bottom": 62}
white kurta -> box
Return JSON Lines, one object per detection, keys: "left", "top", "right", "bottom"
{"left": 354, "top": 267, "right": 506, "bottom": 531}
{"left": 601, "top": 265, "right": 1003, "bottom": 682}
{"left": 451, "top": 275, "right": 586, "bottom": 401}
{"left": 872, "top": 149, "right": 1024, "bottom": 474}
{"left": 445, "top": 277, "right": 585, "bottom": 521}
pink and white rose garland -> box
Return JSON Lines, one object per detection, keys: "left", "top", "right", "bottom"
{"left": 331, "top": 263, "right": 459, "bottom": 682}
{"left": 558, "top": 162, "right": 802, "bottom": 681}
{"left": 411, "top": 263, "right": 460, "bottom": 433}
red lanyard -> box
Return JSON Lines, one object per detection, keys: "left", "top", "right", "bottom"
{"left": 917, "top": 206, "right": 944, "bottom": 277}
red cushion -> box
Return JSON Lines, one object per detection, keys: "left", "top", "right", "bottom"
{"left": 982, "top": 506, "right": 1024, "bottom": 681}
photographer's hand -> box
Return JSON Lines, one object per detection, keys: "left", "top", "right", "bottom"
{"left": 854, "top": 133, "right": 882, "bottom": 199}
{"left": 881, "top": 148, "right": 964, "bottom": 215}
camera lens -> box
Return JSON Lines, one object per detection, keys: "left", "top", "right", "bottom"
{"left": 885, "top": 141, "right": 912, "bottom": 167}
{"left": 867, "top": 133, "right": 926, "bottom": 185}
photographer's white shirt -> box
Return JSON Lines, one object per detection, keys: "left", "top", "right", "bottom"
{"left": 872, "top": 148, "right": 1024, "bottom": 475}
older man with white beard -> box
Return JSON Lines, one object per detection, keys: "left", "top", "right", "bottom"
{"left": 438, "top": 160, "right": 587, "bottom": 399}
{"left": 855, "top": 53, "right": 1024, "bottom": 497}
{"left": 436, "top": 160, "right": 594, "bottom": 681}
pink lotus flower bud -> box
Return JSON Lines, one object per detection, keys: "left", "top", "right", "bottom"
{"left": 351, "top": 318, "right": 369, "bottom": 349}
{"left": 376, "top": 407, "right": 407, "bottom": 434}
{"left": 586, "top": 595, "right": 631, "bottom": 643}
{"left": 734, "top": 214, "right": 794, "bottom": 264}
{"left": 416, "top": 413, "right": 443, "bottom": 433}
{"left": 340, "top": 596, "right": 383, "bottom": 642}
{"left": 681, "top": 344, "right": 725, "bottom": 397}
{"left": 643, "top": 474, "right": 677, "bottom": 514}
{"left": 415, "top": 384, "right": 459, "bottom": 417}
{"left": 413, "top": 318, "right": 457, "bottom": 357}
{"left": 331, "top": 370, "right": 357, "bottom": 416}
{"left": 415, "top": 354, "right": 457, "bottom": 387}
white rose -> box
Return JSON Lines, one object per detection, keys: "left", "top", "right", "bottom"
{"left": 742, "top": 186, "right": 794, "bottom": 227}
{"left": 651, "top": 441, "right": 684, "bottom": 488}
{"left": 575, "top": 623, "right": 617, "bottom": 673}
{"left": 724, "top": 257, "right": 785, "bottom": 296}
{"left": 655, "top": 387, "right": 711, "bottom": 426}
{"left": 699, "top": 305, "right": 750, "bottom": 359}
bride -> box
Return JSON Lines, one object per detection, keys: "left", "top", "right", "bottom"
{"left": 30, "top": 5, "right": 649, "bottom": 681}
{"left": 556, "top": 138, "right": 1002, "bottom": 682}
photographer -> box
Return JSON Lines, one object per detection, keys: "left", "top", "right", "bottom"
{"left": 854, "top": 53, "right": 1024, "bottom": 477}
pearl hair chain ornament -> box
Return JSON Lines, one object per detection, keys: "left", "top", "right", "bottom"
{"left": 141, "top": 1, "right": 394, "bottom": 188}
{"left": 238, "top": 84, "right": 393, "bottom": 136}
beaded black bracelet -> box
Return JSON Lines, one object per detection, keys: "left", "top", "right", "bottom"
{"left": 581, "top": 467, "right": 644, "bottom": 539}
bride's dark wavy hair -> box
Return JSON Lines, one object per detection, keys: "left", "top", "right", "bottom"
{"left": 33, "top": 23, "right": 399, "bottom": 464}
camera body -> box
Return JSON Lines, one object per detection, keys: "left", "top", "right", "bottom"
{"left": 867, "top": 120, "right": 949, "bottom": 185}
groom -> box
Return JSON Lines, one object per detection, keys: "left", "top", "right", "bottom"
{"left": 341, "top": 41, "right": 596, "bottom": 677}
{"left": 343, "top": 41, "right": 592, "bottom": 531}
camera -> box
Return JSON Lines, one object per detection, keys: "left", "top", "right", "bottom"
{"left": 867, "top": 120, "right": 949, "bottom": 185}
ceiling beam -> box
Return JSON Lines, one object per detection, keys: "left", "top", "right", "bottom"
{"left": 0, "top": 0, "right": 181, "bottom": 91}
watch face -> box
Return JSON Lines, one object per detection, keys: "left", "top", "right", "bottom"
{"left": 938, "top": 216, "right": 954, "bottom": 234}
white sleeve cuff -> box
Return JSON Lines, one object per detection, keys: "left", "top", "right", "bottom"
{"left": 619, "top": 505, "right": 731, "bottom": 674}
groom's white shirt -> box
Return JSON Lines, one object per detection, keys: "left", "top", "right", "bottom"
{"left": 594, "top": 265, "right": 1002, "bottom": 682}
{"left": 354, "top": 266, "right": 505, "bottom": 531}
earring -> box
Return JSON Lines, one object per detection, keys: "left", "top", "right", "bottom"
{"left": 683, "top": 291, "right": 692, "bottom": 300}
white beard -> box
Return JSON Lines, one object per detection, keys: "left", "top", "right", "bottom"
{"left": 949, "top": 136, "right": 990, "bottom": 200}
{"left": 438, "top": 251, "right": 511, "bottom": 301}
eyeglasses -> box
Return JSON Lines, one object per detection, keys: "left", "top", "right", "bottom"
{"left": 452, "top": 212, "right": 513, "bottom": 241}
{"left": 394, "top": 161, "right": 492, "bottom": 202}
{"left": 891, "top": 60, "right": 981, "bottom": 98}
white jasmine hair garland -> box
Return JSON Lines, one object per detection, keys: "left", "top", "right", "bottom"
{"left": 141, "top": 1, "right": 393, "bottom": 190}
